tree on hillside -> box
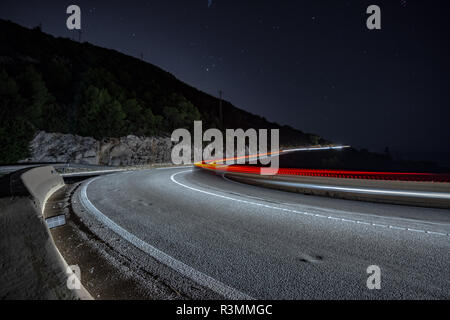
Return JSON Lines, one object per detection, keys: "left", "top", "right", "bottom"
{"left": 82, "top": 68, "right": 126, "bottom": 102}
{"left": 43, "top": 58, "right": 72, "bottom": 102}
{"left": 0, "top": 69, "right": 33, "bottom": 163}
{"left": 123, "top": 98, "right": 143, "bottom": 134}
{"left": 17, "top": 66, "right": 66, "bottom": 133}
{"left": 76, "top": 85, "right": 126, "bottom": 139}
{"left": 123, "top": 98, "right": 162, "bottom": 136}
{"left": 143, "top": 108, "right": 163, "bottom": 136}
{"left": 162, "top": 93, "right": 201, "bottom": 130}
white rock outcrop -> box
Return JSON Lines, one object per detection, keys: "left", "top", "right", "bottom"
{"left": 23, "top": 131, "right": 173, "bottom": 166}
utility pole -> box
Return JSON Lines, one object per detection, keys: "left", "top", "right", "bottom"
{"left": 140, "top": 52, "right": 144, "bottom": 60}
{"left": 218, "top": 90, "right": 223, "bottom": 130}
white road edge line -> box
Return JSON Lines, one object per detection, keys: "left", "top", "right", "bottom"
{"left": 172, "top": 170, "right": 449, "bottom": 238}
{"left": 79, "top": 177, "right": 252, "bottom": 300}
{"left": 232, "top": 177, "right": 450, "bottom": 200}
{"left": 156, "top": 165, "right": 194, "bottom": 170}
{"left": 223, "top": 174, "right": 450, "bottom": 228}
{"left": 62, "top": 169, "right": 128, "bottom": 177}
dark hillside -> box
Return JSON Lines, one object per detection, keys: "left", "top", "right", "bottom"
{"left": 0, "top": 19, "right": 327, "bottom": 164}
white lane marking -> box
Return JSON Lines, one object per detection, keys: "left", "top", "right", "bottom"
{"left": 79, "top": 177, "right": 252, "bottom": 300}
{"left": 427, "top": 231, "right": 447, "bottom": 236}
{"left": 156, "top": 165, "right": 193, "bottom": 170}
{"left": 224, "top": 174, "right": 450, "bottom": 228}
{"left": 230, "top": 177, "right": 450, "bottom": 200}
{"left": 62, "top": 169, "right": 129, "bottom": 177}
{"left": 171, "top": 170, "right": 450, "bottom": 238}
{"left": 389, "top": 226, "right": 406, "bottom": 230}
{"left": 407, "top": 228, "right": 425, "bottom": 233}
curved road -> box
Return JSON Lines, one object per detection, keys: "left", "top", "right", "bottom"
{"left": 77, "top": 167, "right": 450, "bottom": 299}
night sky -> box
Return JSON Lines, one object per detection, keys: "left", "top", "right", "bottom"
{"left": 1, "top": 0, "right": 449, "bottom": 165}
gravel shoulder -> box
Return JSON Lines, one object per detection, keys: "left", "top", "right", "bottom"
{"left": 52, "top": 180, "right": 221, "bottom": 300}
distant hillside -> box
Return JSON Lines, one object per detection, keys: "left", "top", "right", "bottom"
{"left": 0, "top": 19, "right": 328, "bottom": 164}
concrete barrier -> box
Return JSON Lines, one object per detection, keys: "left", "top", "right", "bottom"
{"left": 12, "top": 166, "right": 92, "bottom": 299}
{"left": 20, "top": 166, "right": 65, "bottom": 214}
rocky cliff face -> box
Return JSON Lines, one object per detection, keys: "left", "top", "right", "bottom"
{"left": 22, "top": 131, "right": 173, "bottom": 166}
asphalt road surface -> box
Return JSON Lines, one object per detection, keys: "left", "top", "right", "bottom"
{"left": 77, "top": 167, "right": 450, "bottom": 299}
